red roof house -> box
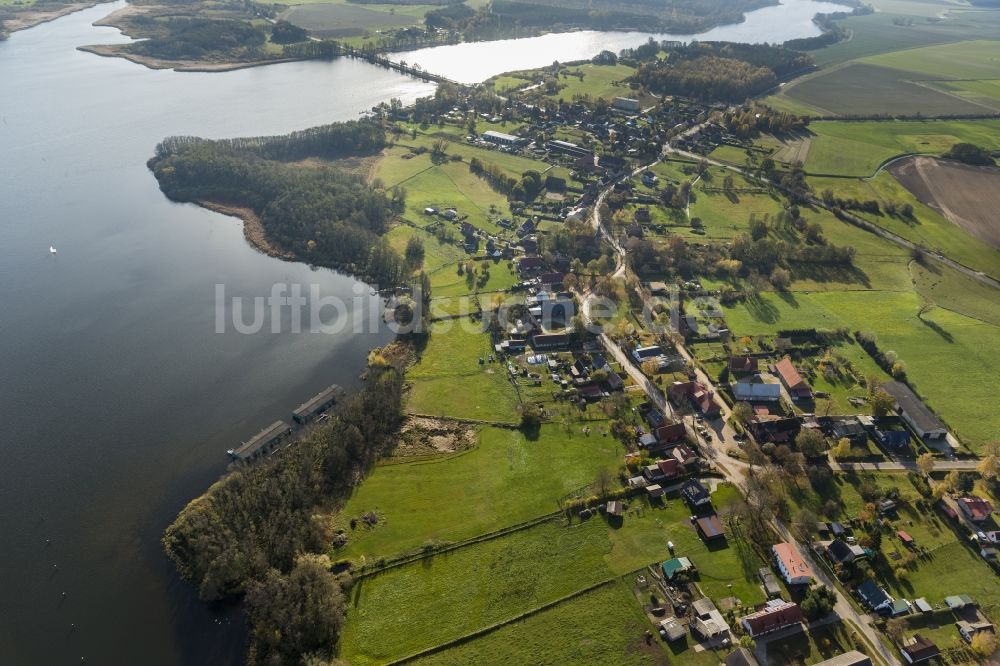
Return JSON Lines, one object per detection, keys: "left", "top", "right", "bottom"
{"left": 740, "top": 600, "right": 804, "bottom": 638}
{"left": 655, "top": 422, "right": 687, "bottom": 446}
{"left": 958, "top": 496, "right": 994, "bottom": 523}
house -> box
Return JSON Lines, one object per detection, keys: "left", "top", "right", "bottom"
{"left": 516, "top": 256, "right": 545, "bottom": 274}
{"left": 638, "top": 432, "right": 658, "bottom": 449}
{"left": 901, "top": 635, "right": 940, "bottom": 664}
{"left": 696, "top": 514, "right": 726, "bottom": 541}
{"left": 898, "top": 530, "right": 915, "bottom": 547}
{"left": 814, "top": 652, "right": 872, "bottom": 666}
{"left": 734, "top": 380, "right": 781, "bottom": 402}
{"left": 883, "top": 381, "right": 947, "bottom": 439}
{"left": 729, "top": 355, "right": 759, "bottom": 374}
{"left": 825, "top": 539, "right": 866, "bottom": 565}
{"left": 759, "top": 567, "right": 782, "bottom": 599}
{"left": 530, "top": 333, "right": 569, "bottom": 351}
{"left": 672, "top": 443, "right": 698, "bottom": 467}
{"left": 856, "top": 579, "right": 892, "bottom": 614}
{"left": 681, "top": 479, "right": 712, "bottom": 507}
{"left": 957, "top": 496, "right": 994, "bottom": 523}
{"left": 957, "top": 613, "right": 995, "bottom": 642}
{"left": 831, "top": 417, "right": 867, "bottom": 445}
{"left": 725, "top": 647, "right": 760, "bottom": 666}
{"left": 661, "top": 556, "right": 695, "bottom": 580}
{"left": 740, "top": 600, "right": 804, "bottom": 638}
{"left": 914, "top": 598, "right": 932, "bottom": 614}
{"left": 691, "top": 597, "right": 731, "bottom": 640}
{"left": 546, "top": 139, "right": 593, "bottom": 160}
{"left": 773, "top": 357, "right": 812, "bottom": 400}
{"left": 748, "top": 416, "right": 802, "bottom": 445}
{"left": 646, "top": 484, "right": 664, "bottom": 500}
{"left": 669, "top": 381, "right": 722, "bottom": 418}
{"left": 889, "top": 598, "right": 912, "bottom": 617}
{"left": 655, "top": 422, "right": 687, "bottom": 447}
{"left": 644, "top": 458, "right": 681, "bottom": 483}
{"left": 874, "top": 427, "right": 910, "bottom": 450}
{"left": 772, "top": 542, "right": 814, "bottom": 586}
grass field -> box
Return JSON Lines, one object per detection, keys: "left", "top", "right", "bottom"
{"left": 409, "top": 581, "right": 672, "bottom": 666}
{"left": 340, "top": 484, "right": 768, "bottom": 663}
{"left": 860, "top": 39, "right": 1000, "bottom": 82}
{"left": 551, "top": 63, "right": 638, "bottom": 101}
{"left": 332, "top": 424, "right": 623, "bottom": 561}
{"left": 723, "top": 289, "right": 1000, "bottom": 451}
{"left": 767, "top": 63, "right": 990, "bottom": 117}
{"left": 280, "top": 0, "right": 429, "bottom": 38}
{"left": 802, "top": 119, "right": 1000, "bottom": 177}
{"left": 808, "top": 171, "right": 1000, "bottom": 277}
{"left": 407, "top": 321, "right": 521, "bottom": 422}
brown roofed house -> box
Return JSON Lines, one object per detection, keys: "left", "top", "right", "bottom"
{"left": 773, "top": 357, "right": 812, "bottom": 400}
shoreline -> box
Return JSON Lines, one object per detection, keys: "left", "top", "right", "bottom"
{"left": 195, "top": 200, "right": 296, "bottom": 261}
{"left": 2, "top": 0, "right": 106, "bottom": 35}
{"left": 78, "top": 43, "right": 304, "bottom": 73}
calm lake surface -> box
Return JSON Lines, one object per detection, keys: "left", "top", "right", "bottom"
{"left": 0, "top": 0, "right": 841, "bottom": 663}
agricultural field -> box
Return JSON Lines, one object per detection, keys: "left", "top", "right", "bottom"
{"left": 767, "top": 63, "right": 989, "bottom": 117}
{"left": 406, "top": 320, "right": 521, "bottom": 422}
{"left": 409, "top": 581, "right": 672, "bottom": 666}
{"left": 332, "top": 424, "right": 624, "bottom": 561}
{"left": 808, "top": 170, "right": 1000, "bottom": 278}
{"left": 859, "top": 39, "right": 1000, "bottom": 84}
{"left": 801, "top": 119, "right": 1000, "bottom": 177}
{"left": 890, "top": 156, "right": 1000, "bottom": 251}
{"left": 279, "top": 0, "right": 432, "bottom": 38}
{"left": 722, "top": 287, "right": 1000, "bottom": 451}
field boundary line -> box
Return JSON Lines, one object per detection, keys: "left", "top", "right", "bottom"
{"left": 385, "top": 577, "right": 621, "bottom": 664}
{"left": 352, "top": 511, "right": 562, "bottom": 580}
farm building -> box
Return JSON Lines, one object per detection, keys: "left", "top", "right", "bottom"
{"left": 733, "top": 380, "right": 781, "bottom": 402}
{"left": 772, "top": 542, "right": 813, "bottom": 586}
{"left": 883, "top": 381, "right": 947, "bottom": 439}
{"left": 481, "top": 130, "right": 527, "bottom": 147}
{"left": 772, "top": 357, "right": 812, "bottom": 400}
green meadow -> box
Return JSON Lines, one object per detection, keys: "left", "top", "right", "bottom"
{"left": 332, "top": 424, "right": 623, "bottom": 561}
{"left": 407, "top": 321, "right": 520, "bottom": 423}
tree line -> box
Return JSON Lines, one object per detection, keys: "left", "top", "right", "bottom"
{"left": 630, "top": 55, "right": 777, "bottom": 103}
{"left": 150, "top": 120, "right": 410, "bottom": 286}
{"left": 163, "top": 363, "right": 405, "bottom": 664}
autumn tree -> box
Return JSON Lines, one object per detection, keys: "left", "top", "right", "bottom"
{"left": 916, "top": 452, "right": 935, "bottom": 475}
{"left": 870, "top": 389, "right": 895, "bottom": 417}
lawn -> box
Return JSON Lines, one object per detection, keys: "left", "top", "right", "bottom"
{"left": 332, "top": 424, "right": 624, "bottom": 561}
{"left": 406, "top": 321, "right": 521, "bottom": 422}
{"left": 688, "top": 178, "right": 786, "bottom": 240}
{"left": 803, "top": 119, "right": 1000, "bottom": 177}
{"left": 723, "top": 289, "right": 1000, "bottom": 451}
{"left": 409, "top": 580, "right": 670, "bottom": 666}
{"left": 765, "top": 620, "right": 863, "bottom": 665}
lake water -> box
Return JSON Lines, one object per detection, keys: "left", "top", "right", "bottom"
{"left": 0, "top": 0, "right": 842, "bottom": 663}
{"left": 397, "top": 0, "right": 848, "bottom": 84}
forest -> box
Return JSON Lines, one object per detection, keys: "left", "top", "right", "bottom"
{"left": 630, "top": 55, "right": 777, "bottom": 102}
{"left": 163, "top": 363, "right": 405, "bottom": 664}
{"left": 149, "top": 120, "right": 409, "bottom": 286}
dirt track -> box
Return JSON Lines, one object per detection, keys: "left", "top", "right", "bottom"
{"left": 890, "top": 155, "right": 1000, "bottom": 250}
